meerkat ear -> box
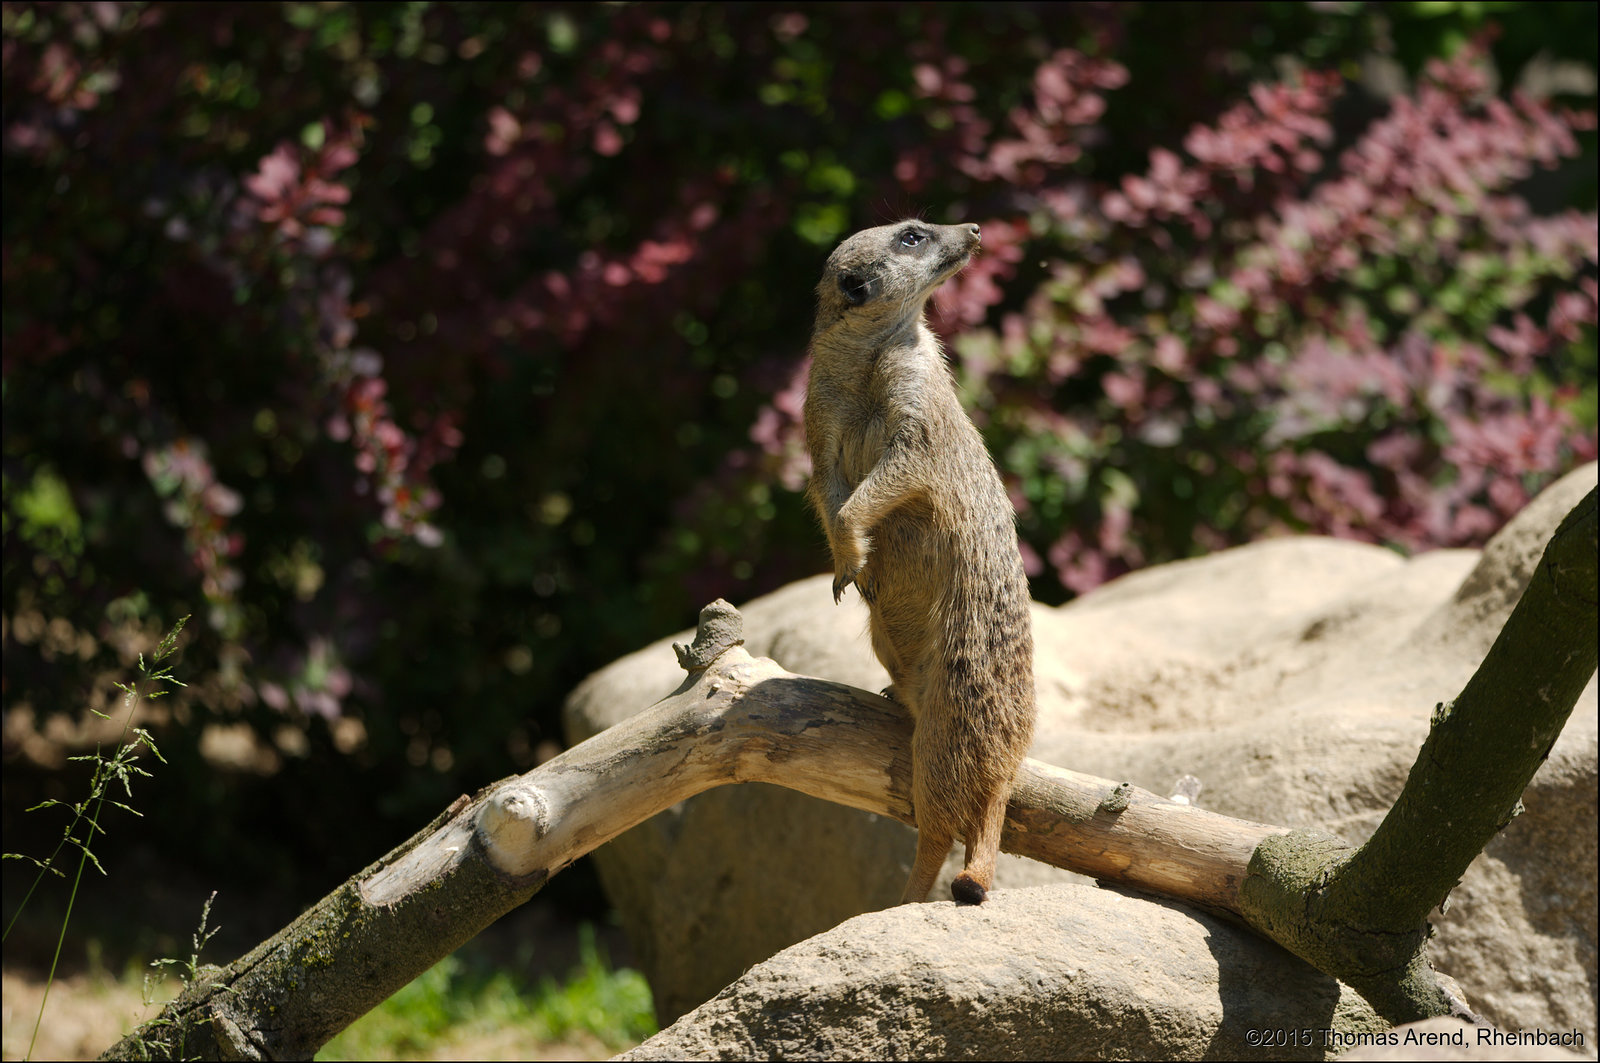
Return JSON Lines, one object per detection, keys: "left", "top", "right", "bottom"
{"left": 838, "top": 271, "right": 878, "bottom": 306}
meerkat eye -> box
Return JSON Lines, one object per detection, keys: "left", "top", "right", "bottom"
{"left": 899, "top": 229, "right": 926, "bottom": 248}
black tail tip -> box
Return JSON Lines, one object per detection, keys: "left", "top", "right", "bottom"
{"left": 951, "top": 872, "right": 988, "bottom": 905}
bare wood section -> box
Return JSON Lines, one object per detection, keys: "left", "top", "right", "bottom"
{"left": 471, "top": 599, "right": 1285, "bottom": 914}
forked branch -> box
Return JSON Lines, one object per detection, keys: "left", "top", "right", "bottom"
{"left": 101, "top": 490, "right": 1598, "bottom": 1056}
{"left": 1238, "top": 486, "right": 1598, "bottom": 1023}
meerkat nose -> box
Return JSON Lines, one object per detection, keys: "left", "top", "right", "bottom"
{"left": 968, "top": 223, "right": 981, "bottom": 239}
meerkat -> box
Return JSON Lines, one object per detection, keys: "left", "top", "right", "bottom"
{"left": 804, "top": 219, "right": 1036, "bottom": 905}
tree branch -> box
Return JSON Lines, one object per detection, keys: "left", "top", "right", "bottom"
{"left": 100, "top": 600, "right": 1292, "bottom": 1058}
{"left": 1238, "top": 487, "right": 1599, "bottom": 1024}
{"left": 101, "top": 492, "right": 1599, "bottom": 1054}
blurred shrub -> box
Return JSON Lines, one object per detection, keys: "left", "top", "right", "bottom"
{"left": 947, "top": 40, "right": 1598, "bottom": 592}
{"left": 2, "top": 3, "right": 1594, "bottom": 878}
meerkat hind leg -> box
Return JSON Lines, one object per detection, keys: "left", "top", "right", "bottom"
{"left": 950, "top": 787, "right": 1009, "bottom": 905}
{"left": 900, "top": 826, "right": 952, "bottom": 904}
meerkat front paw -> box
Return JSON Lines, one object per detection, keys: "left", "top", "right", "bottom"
{"left": 831, "top": 565, "right": 877, "bottom": 604}
{"left": 831, "top": 536, "right": 871, "bottom": 602}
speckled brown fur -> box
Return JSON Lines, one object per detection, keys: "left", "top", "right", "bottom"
{"left": 804, "top": 219, "right": 1036, "bottom": 905}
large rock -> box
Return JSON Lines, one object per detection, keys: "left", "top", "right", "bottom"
{"left": 563, "top": 463, "right": 1598, "bottom": 1032}
{"left": 619, "top": 884, "right": 1387, "bottom": 1061}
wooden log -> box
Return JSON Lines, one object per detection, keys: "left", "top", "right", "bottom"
{"left": 468, "top": 598, "right": 1287, "bottom": 916}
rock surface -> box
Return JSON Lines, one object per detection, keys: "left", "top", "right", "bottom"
{"left": 619, "top": 884, "right": 1386, "bottom": 1061}
{"left": 563, "top": 463, "right": 1598, "bottom": 1042}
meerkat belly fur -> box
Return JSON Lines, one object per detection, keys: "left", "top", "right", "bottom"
{"left": 804, "top": 219, "right": 1036, "bottom": 905}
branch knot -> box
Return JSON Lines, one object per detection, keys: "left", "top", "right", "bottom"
{"left": 673, "top": 599, "right": 745, "bottom": 671}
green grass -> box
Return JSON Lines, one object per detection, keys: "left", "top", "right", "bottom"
{"left": 3, "top": 615, "right": 187, "bottom": 1062}
{"left": 316, "top": 923, "right": 656, "bottom": 1059}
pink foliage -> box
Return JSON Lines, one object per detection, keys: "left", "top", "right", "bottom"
{"left": 743, "top": 37, "right": 1596, "bottom": 596}
{"left": 243, "top": 126, "right": 358, "bottom": 247}
{"left": 141, "top": 438, "right": 245, "bottom": 619}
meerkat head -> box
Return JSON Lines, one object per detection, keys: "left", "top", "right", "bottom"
{"left": 814, "top": 220, "right": 981, "bottom": 338}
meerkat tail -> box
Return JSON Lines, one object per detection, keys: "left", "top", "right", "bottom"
{"left": 951, "top": 786, "right": 1011, "bottom": 904}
